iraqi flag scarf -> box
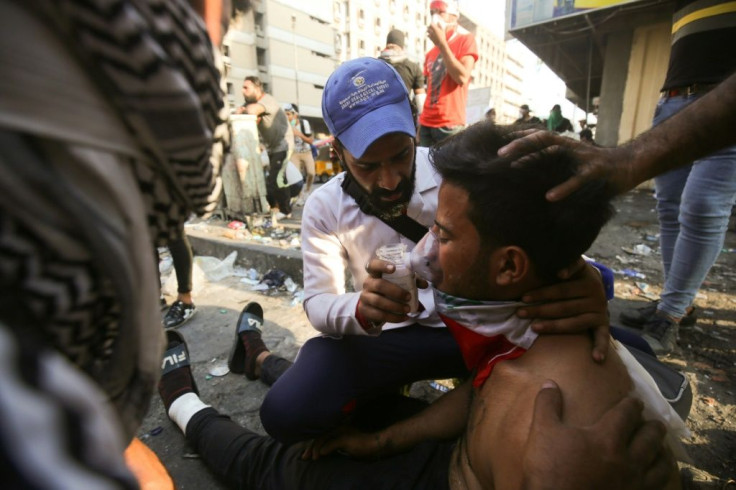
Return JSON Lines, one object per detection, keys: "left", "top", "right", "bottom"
{"left": 434, "top": 289, "right": 536, "bottom": 388}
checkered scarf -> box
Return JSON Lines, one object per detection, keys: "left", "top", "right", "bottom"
{"left": 0, "top": 0, "right": 227, "bottom": 438}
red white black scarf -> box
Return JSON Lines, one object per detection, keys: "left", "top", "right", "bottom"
{"left": 434, "top": 289, "right": 535, "bottom": 388}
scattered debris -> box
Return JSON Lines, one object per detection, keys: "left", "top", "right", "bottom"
{"left": 429, "top": 381, "right": 450, "bottom": 393}
{"left": 227, "top": 220, "right": 246, "bottom": 230}
{"left": 284, "top": 277, "right": 297, "bottom": 293}
{"left": 194, "top": 251, "right": 238, "bottom": 282}
{"left": 701, "top": 397, "right": 717, "bottom": 407}
{"left": 290, "top": 291, "right": 304, "bottom": 306}
{"left": 158, "top": 255, "right": 173, "bottom": 275}
{"left": 260, "top": 269, "right": 288, "bottom": 288}
{"left": 615, "top": 268, "right": 647, "bottom": 280}
{"left": 208, "top": 360, "right": 230, "bottom": 377}
{"left": 622, "top": 243, "right": 653, "bottom": 256}
{"left": 709, "top": 332, "right": 730, "bottom": 342}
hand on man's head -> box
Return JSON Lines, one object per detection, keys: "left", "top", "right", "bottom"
{"left": 498, "top": 130, "right": 638, "bottom": 201}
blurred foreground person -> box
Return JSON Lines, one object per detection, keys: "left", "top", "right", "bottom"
{"left": 0, "top": 0, "right": 244, "bottom": 485}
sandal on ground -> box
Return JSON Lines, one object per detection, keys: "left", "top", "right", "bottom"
{"left": 161, "top": 330, "right": 199, "bottom": 395}
{"left": 227, "top": 302, "right": 265, "bottom": 379}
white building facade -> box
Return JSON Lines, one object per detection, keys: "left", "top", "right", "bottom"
{"left": 223, "top": 0, "right": 526, "bottom": 129}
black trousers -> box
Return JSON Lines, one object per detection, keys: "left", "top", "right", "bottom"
{"left": 155, "top": 234, "right": 193, "bottom": 294}
{"left": 168, "top": 234, "right": 193, "bottom": 294}
{"left": 265, "top": 150, "right": 292, "bottom": 215}
{"left": 260, "top": 325, "right": 468, "bottom": 444}
{"left": 186, "top": 407, "right": 453, "bottom": 490}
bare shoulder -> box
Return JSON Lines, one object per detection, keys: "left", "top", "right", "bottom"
{"left": 465, "top": 334, "right": 631, "bottom": 489}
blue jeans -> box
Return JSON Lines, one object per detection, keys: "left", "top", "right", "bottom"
{"left": 652, "top": 94, "right": 736, "bottom": 319}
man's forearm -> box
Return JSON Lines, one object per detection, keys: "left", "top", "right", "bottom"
{"left": 438, "top": 43, "right": 471, "bottom": 86}
{"left": 626, "top": 71, "right": 736, "bottom": 182}
{"left": 376, "top": 379, "right": 472, "bottom": 455}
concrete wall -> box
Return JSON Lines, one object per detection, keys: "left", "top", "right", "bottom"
{"left": 596, "top": 31, "right": 632, "bottom": 147}
{"left": 596, "top": 8, "right": 672, "bottom": 147}
{"left": 618, "top": 21, "right": 671, "bottom": 144}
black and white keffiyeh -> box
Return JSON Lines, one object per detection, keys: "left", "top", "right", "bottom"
{"left": 0, "top": 0, "right": 228, "bottom": 484}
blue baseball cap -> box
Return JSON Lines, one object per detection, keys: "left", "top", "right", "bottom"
{"left": 322, "top": 57, "right": 414, "bottom": 158}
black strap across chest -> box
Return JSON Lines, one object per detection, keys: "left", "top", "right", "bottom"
{"left": 341, "top": 173, "right": 428, "bottom": 243}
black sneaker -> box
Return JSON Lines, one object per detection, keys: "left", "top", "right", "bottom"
{"left": 164, "top": 300, "right": 196, "bottom": 329}
{"left": 160, "top": 296, "right": 168, "bottom": 311}
{"left": 619, "top": 300, "right": 696, "bottom": 328}
{"left": 641, "top": 315, "right": 679, "bottom": 356}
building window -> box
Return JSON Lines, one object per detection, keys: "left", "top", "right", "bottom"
{"left": 335, "top": 32, "right": 342, "bottom": 54}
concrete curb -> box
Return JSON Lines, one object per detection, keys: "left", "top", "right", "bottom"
{"left": 187, "top": 229, "right": 304, "bottom": 283}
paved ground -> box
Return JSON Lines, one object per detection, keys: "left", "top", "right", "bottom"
{"left": 140, "top": 188, "right": 736, "bottom": 489}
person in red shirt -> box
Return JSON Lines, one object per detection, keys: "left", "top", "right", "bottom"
{"left": 418, "top": 0, "right": 478, "bottom": 147}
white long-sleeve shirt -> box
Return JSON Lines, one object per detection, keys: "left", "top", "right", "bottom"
{"left": 301, "top": 147, "right": 445, "bottom": 336}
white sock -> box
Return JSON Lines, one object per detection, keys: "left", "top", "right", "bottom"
{"left": 167, "top": 392, "right": 210, "bottom": 434}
